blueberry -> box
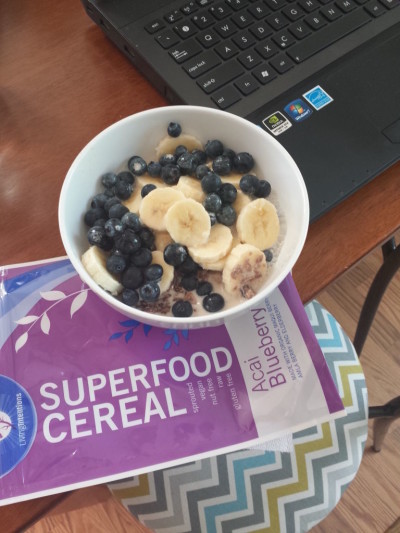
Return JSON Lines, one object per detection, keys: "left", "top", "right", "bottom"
{"left": 177, "top": 255, "right": 199, "bottom": 275}
{"left": 222, "top": 148, "right": 236, "bottom": 163}
{"left": 219, "top": 183, "right": 237, "bottom": 204}
{"left": 90, "top": 193, "right": 109, "bottom": 209}
{"left": 115, "top": 179, "right": 133, "bottom": 200}
{"left": 104, "top": 196, "right": 121, "bottom": 214}
{"left": 159, "top": 153, "right": 176, "bottom": 166}
{"left": 144, "top": 263, "right": 163, "bottom": 281}
{"left": 121, "top": 266, "right": 144, "bottom": 289}
{"left": 263, "top": 249, "right": 273, "bottom": 262}
{"left": 104, "top": 217, "right": 124, "bottom": 239}
{"left": 122, "top": 288, "right": 139, "bottom": 307}
{"left": 195, "top": 164, "right": 211, "bottom": 180}
{"left": 147, "top": 161, "right": 162, "bottom": 177}
{"left": 94, "top": 218, "right": 107, "bottom": 227}
{"left": 203, "top": 293, "right": 225, "bottom": 313}
{"left": 233, "top": 152, "right": 254, "bottom": 173}
{"left": 209, "top": 212, "right": 217, "bottom": 226}
{"left": 115, "top": 229, "right": 141, "bottom": 254}
{"left": 139, "top": 281, "right": 160, "bottom": 302}
{"left": 255, "top": 179, "right": 272, "bottom": 198}
{"left": 128, "top": 156, "right": 147, "bottom": 176}
{"left": 108, "top": 203, "right": 129, "bottom": 219}
{"left": 130, "top": 247, "right": 152, "bottom": 267}
{"left": 117, "top": 171, "right": 135, "bottom": 185}
{"left": 101, "top": 172, "right": 117, "bottom": 189}
{"left": 212, "top": 155, "right": 232, "bottom": 175}
{"left": 191, "top": 149, "right": 207, "bottom": 165}
{"left": 139, "top": 227, "right": 155, "bottom": 250}
{"left": 121, "top": 212, "right": 141, "bottom": 232}
{"left": 177, "top": 152, "right": 198, "bottom": 175}
{"left": 164, "top": 243, "right": 188, "bottom": 267}
{"left": 87, "top": 226, "right": 113, "bottom": 250}
{"left": 161, "top": 164, "right": 181, "bottom": 185}
{"left": 175, "top": 145, "right": 188, "bottom": 157}
{"left": 106, "top": 253, "right": 127, "bottom": 275}
{"left": 216, "top": 204, "right": 236, "bottom": 226}
{"left": 167, "top": 122, "right": 182, "bottom": 138}
{"left": 84, "top": 207, "right": 106, "bottom": 227}
{"left": 204, "top": 192, "right": 222, "bottom": 213}
{"left": 180, "top": 274, "right": 198, "bottom": 291}
{"left": 196, "top": 280, "right": 213, "bottom": 296}
{"left": 172, "top": 299, "right": 193, "bottom": 317}
{"left": 201, "top": 172, "right": 222, "bottom": 193}
{"left": 205, "top": 139, "right": 224, "bottom": 158}
{"left": 141, "top": 183, "right": 157, "bottom": 197}
{"left": 239, "top": 174, "right": 259, "bottom": 196}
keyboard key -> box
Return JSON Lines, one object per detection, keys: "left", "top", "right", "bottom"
{"left": 155, "top": 29, "right": 180, "bottom": 48}
{"left": 270, "top": 53, "right": 295, "bottom": 72}
{"left": 379, "top": 0, "right": 399, "bottom": 7}
{"left": 282, "top": 4, "right": 306, "bottom": 20}
{"left": 289, "top": 20, "right": 312, "bottom": 38}
{"left": 266, "top": 13, "right": 290, "bottom": 29}
{"left": 192, "top": 10, "right": 215, "bottom": 28}
{"left": 265, "top": 0, "right": 288, "bottom": 10}
{"left": 364, "top": 0, "right": 387, "bottom": 13}
{"left": 273, "top": 29, "right": 297, "bottom": 48}
{"left": 321, "top": 4, "right": 343, "bottom": 20}
{"left": 226, "top": 0, "right": 248, "bottom": 10}
{"left": 248, "top": 1, "right": 271, "bottom": 18}
{"left": 196, "top": 0, "right": 214, "bottom": 5}
{"left": 336, "top": 0, "right": 358, "bottom": 11}
{"left": 165, "top": 10, "right": 183, "bottom": 23}
{"left": 215, "top": 40, "right": 239, "bottom": 58}
{"left": 287, "top": 9, "right": 370, "bottom": 62}
{"left": 231, "top": 11, "right": 254, "bottom": 27}
{"left": 249, "top": 21, "right": 273, "bottom": 39}
{"left": 298, "top": 0, "right": 320, "bottom": 12}
{"left": 181, "top": 2, "right": 198, "bottom": 15}
{"left": 305, "top": 13, "right": 328, "bottom": 29}
{"left": 197, "top": 60, "right": 244, "bottom": 93}
{"left": 252, "top": 64, "right": 278, "bottom": 84}
{"left": 255, "top": 39, "right": 279, "bottom": 58}
{"left": 169, "top": 39, "right": 203, "bottom": 62}
{"left": 238, "top": 49, "right": 262, "bottom": 68}
{"left": 209, "top": 2, "right": 233, "bottom": 19}
{"left": 183, "top": 50, "right": 221, "bottom": 77}
{"left": 197, "top": 29, "right": 221, "bottom": 47}
{"left": 145, "top": 19, "right": 165, "bottom": 34}
{"left": 235, "top": 74, "right": 260, "bottom": 94}
{"left": 174, "top": 21, "right": 198, "bottom": 38}
{"left": 211, "top": 85, "right": 242, "bottom": 108}
{"left": 232, "top": 30, "right": 256, "bottom": 49}
{"left": 215, "top": 20, "right": 238, "bottom": 37}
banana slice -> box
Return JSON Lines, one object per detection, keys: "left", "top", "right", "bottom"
{"left": 176, "top": 176, "right": 206, "bottom": 203}
{"left": 139, "top": 188, "right": 185, "bottom": 231}
{"left": 222, "top": 243, "right": 268, "bottom": 297}
{"left": 165, "top": 198, "right": 211, "bottom": 247}
{"left": 155, "top": 134, "right": 204, "bottom": 160}
{"left": 188, "top": 224, "right": 233, "bottom": 264}
{"left": 151, "top": 250, "right": 174, "bottom": 294}
{"left": 221, "top": 173, "right": 242, "bottom": 188}
{"left": 236, "top": 198, "right": 280, "bottom": 250}
{"left": 122, "top": 175, "right": 166, "bottom": 214}
{"left": 81, "top": 246, "right": 123, "bottom": 296}
{"left": 233, "top": 190, "right": 252, "bottom": 214}
{"left": 154, "top": 231, "right": 173, "bottom": 252}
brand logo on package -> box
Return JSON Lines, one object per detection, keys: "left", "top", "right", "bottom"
{"left": 284, "top": 99, "right": 313, "bottom": 122}
{"left": 0, "top": 375, "right": 37, "bottom": 478}
{"left": 262, "top": 111, "right": 292, "bottom": 136}
{"left": 303, "top": 85, "right": 333, "bottom": 110}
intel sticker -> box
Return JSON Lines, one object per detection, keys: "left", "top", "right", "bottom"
{"left": 262, "top": 111, "right": 292, "bottom": 136}
{"left": 284, "top": 99, "right": 313, "bottom": 122}
{"left": 0, "top": 375, "right": 37, "bottom": 478}
{"left": 303, "top": 85, "right": 333, "bottom": 110}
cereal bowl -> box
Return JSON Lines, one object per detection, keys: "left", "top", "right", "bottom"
{"left": 59, "top": 106, "right": 309, "bottom": 329}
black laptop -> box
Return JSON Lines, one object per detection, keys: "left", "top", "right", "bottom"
{"left": 81, "top": 0, "right": 400, "bottom": 221}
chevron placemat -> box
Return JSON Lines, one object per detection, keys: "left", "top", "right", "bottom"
{"left": 108, "top": 300, "right": 368, "bottom": 533}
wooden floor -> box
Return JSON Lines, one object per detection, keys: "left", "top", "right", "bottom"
{"left": 26, "top": 235, "right": 400, "bottom": 533}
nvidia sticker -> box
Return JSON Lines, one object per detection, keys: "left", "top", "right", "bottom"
{"left": 262, "top": 111, "right": 292, "bottom": 136}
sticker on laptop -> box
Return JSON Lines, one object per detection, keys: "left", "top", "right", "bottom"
{"left": 284, "top": 99, "right": 313, "bottom": 122}
{"left": 303, "top": 86, "right": 333, "bottom": 110}
{"left": 262, "top": 111, "right": 292, "bottom": 136}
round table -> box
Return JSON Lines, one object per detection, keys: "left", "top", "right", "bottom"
{"left": 108, "top": 301, "right": 368, "bottom": 533}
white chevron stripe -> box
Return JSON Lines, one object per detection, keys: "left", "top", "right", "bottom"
{"left": 314, "top": 311, "right": 350, "bottom": 353}
{"left": 292, "top": 425, "right": 324, "bottom": 445}
{"left": 305, "top": 304, "right": 318, "bottom": 327}
{"left": 201, "top": 452, "right": 285, "bottom": 533}
{"left": 331, "top": 360, "right": 363, "bottom": 399}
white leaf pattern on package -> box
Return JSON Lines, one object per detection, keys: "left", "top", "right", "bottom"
{"left": 70, "top": 291, "right": 88, "bottom": 318}
{"left": 40, "top": 290, "right": 66, "bottom": 301}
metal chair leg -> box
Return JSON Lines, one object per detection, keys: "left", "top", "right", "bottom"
{"left": 369, "top": 396, "right": 400, "bottom": 452}
{"left": 354, "top": 238, "right": 400, "bottom": 356}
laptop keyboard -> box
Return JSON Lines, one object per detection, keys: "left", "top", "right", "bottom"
{"left": 146, "top": 0, "right": 398, "bottom": 109}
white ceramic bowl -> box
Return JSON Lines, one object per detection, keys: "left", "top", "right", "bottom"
{"left": 59, "top": 105, "right": 309, "bottom": 329}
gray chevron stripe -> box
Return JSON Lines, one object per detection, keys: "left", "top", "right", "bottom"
{"left": 220, "top": 452, "right": 294, "bottom": 533}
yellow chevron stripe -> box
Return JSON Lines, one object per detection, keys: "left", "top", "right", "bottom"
{"left": 111, "top": 474, "right": 150, "bottom": 500}
{"left": 254, "top": 421, "right": 333, "bottom": 533}
{"left": 338, "top": 364, "right": 363, "bottom": 408}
